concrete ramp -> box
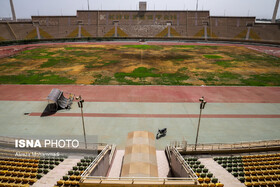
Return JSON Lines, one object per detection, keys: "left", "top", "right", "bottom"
{"left": 107, "top": 150, "right": 124, "bottom": 177}
{"left": 156, "top": 150, "right": 170, "bottom": 177}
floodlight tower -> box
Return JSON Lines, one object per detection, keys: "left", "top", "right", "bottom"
{"left": 9, "top": 0, "right": 16, "bottom": 21}
{"left": 272, "top": 0, "right": 280, "bottom": 23}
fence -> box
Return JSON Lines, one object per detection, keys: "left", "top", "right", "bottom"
{"left": 80, "top": 176, "right": 198, "bottom": 185}
{"left": 170, "top": 139, "right": 280, "bottom": 153}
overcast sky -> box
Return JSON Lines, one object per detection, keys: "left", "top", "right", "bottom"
{"left": 0, "top": 0, "right": 279, "bottom": 19}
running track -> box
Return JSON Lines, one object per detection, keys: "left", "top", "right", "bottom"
{"left": 0, "top": 85, "right": 279, "bottom": 103}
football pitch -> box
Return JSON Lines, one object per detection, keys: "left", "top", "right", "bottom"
{"left": 0, "top": 44, "right": 279, "bottom": 86}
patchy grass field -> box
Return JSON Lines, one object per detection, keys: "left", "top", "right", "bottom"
{"left": 0, "top": 44, "right": 279, "bottom": 86}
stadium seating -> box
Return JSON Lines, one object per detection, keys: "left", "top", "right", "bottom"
{"left": 184, "top": 157, "right": 224, "bottom": 187}
{"left": 214, "top": 153, "right": 280, "bottom": 187}
{"left": 0, "top": 148, "right": 67, "bottom": 186}
{"left": 54, "top": 156, "right": 95, "bottom": 187}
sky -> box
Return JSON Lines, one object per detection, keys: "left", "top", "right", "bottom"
{"left": 0, "top": 0, "right": 279, "bottom": 19}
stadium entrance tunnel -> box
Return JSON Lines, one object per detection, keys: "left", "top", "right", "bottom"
{"left": 79, "top": 131, "right": 199, "bottom": 186}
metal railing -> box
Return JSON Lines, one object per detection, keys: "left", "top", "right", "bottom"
{"left": 109, "top": 144, "right": 116, "bottom": 164}
{"left": 80, "top": 176, "right": 197, "bottom": 184}
{"left": 170, "top": 139, "right": 280, "bottom": 152}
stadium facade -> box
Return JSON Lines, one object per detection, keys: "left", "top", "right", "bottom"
{"left": 0, "top": 6, "right": 280, "bottom": 42}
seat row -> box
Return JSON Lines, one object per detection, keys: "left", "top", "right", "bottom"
{"left": 0, "top": 162, "right": 39, "bottom": 168}
{"left": 199, "top": 183, "right": 224, "bottom": 187}
{"left": 244, "top": 170, "right": 280, "bottom": 175}
{"left": 0, "top": 158, "right": 39, "bottom": 163}
{"left": 243, "top": 162, "right": 280, "bottom": 166}
{"left": 0, "top": 171, "right": 38, "bottom": 178}
{"left": 242, "top": 153, "right": 280, "bottom": 159}
{"left": 0, "top": 176, "right": 37, "bottom": 185}
{"left": 0, "top": 166, "right": 38, "bottom": 172}
{"left": 245, "top": 175, "right": 280, "bottom": 181}
{"left": 0, "top": 183, "right": 29, "bottom": 187}
{"left": 56, "top": 180, "right": 79, "bottom": 186}
{"left": 243, "top": 159, "right": 280, "bottom": 163}
{"left": 244, "top": 180, "right": 280, "bottom": 186}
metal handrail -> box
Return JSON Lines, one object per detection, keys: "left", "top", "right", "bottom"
{"left": 81, "top": 176, "right": 197, "bottom": 183}
{"left": 170, "top": 139, "right": 280, "bottom": 152}
{"left": 109, "top": 144, "right": 116, "bottom": 164}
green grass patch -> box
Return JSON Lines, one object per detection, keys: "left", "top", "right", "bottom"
{"left": 199, "top": 71, "right": 241, "bottom": 84}
{"left": 114, "top": 67, "right": 190, "bottom": 85}
{"left": 92, "top": 74, "right": 112, "bottom": 85}
{"left": 71, "top": 50, "right": 93, "bottom": 57}
{"left": 174, "top": 59, "right": 185, "bottom": 61}
{"left": 103, "top": 60, "right": 120, "bottom": 66}
{"left": 115, "top": 67, "right": 159, "bottom": 79}
{"left": 123, "top": 45, "right": 163, "bottom": 50}
{"left": 203, "top": 54, "right": 223, "bottom": 59}
{"left": 218, "top": 72, "right": 241, "bottom": 80}
{"left": 0, "top": 71, "right": 75, "bottom": 84}
{"left": 13, "top": 48, "right": 56, "bottom": 60}
{"left": 159, "top": 73, "right": 190, "bottom": 85}
{"left": 0, "top": 61, "right": 23, "bottom": 67}
{"left": 222, "top": 52, "right": 280, "bottom": 65}
{"left": 240, "top": 74, "right": 280, "bottom": 86}
{"left": 178, "top": 67, "right": 188, "bottom": 72}
{"left": 40, "top": 57, "right": 71, "bottom": 68}
{"left": 214, "top": 60, "right": 233, "bottom": 68}
{"left": 198, "top": 71, "right": 280, "bottom": 86}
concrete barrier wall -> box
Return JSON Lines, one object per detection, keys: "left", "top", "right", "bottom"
{"left": 89, "top": 149, "right": 110, "bottom": 177}
{"left": 169, "top": 149, "right": 191, "bottom": 178}
{"left": 0, "top": 10, "right": 279, "bottom": 42}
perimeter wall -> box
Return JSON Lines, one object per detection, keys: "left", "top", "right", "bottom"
{"left": 0, "top": 10, "right": 279, "bottom": 42}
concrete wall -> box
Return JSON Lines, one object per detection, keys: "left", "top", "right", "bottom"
{"left": 89, "top": 149, "right": 110, "bottom": 177}
{"left": 169, "top": 149, "right": 191, "bottom": 177}
{"left": 0, "top": 10, "right": 279, "bottom": 42}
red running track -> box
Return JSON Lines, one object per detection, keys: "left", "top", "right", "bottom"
{"left": 0, "top": 85, "right": 279, "bottom": 103}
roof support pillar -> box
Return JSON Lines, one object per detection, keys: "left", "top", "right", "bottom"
{"left": 272, "top": 0, "right": 280, "bottom": 23}
{"left": 9, "top": 0, "right": 16, "bottom": 21}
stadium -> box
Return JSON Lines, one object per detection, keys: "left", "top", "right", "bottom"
{"left": 0, "top": 0, "right": 280, "bottom": 186}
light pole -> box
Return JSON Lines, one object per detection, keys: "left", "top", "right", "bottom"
{"left": 76, "top": 95, "right": 87, "bottom": 149}
{"left": 194, "top": 96, "right": 207, "bottom": 151}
